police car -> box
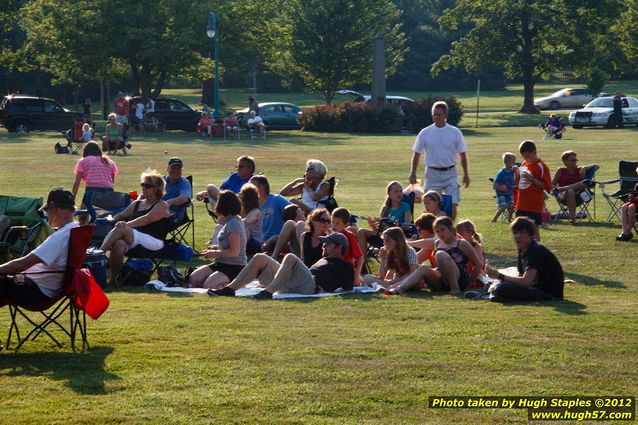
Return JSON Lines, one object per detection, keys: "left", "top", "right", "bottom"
{"left": 568, "top": 96, "right": 638, "bottom": 129}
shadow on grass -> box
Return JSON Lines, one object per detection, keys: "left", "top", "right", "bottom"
{"left": 495, "top": 298, "right": 588, "bottom": 315}
{"left": 0, "top": 345, "right": 119, "bottom": 394}
{"left": 126, "top": 130, "right": 354, "bottom": 148}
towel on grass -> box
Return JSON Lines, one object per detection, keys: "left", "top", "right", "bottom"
{"left": 145, "top": 280, "right": 384, "bottom": 298}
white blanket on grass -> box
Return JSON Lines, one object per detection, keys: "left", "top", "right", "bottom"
{"left": 144, "top": 280, "right": 384, "bottom": 298}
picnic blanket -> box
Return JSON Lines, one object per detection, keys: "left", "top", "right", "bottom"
{"left": 144, "top": 280, "right": 384, "bottom": 299}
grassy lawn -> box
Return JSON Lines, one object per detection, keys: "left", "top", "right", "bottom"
{"left": 0, "top": 122, "right": 637, "bottom": 423}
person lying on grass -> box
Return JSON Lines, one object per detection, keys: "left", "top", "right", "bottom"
{"left": 207, "top": 232, "right": 354, "bottom": 299}
{"left": 485, "top": 216, "right": 564, "bottom": 302}
{"left": 388, "top": 216, "right": 482, "bottom": 295}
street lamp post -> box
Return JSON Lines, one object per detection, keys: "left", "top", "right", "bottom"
{"left": 206, "top": 12, "right": 220, "bottom": 119}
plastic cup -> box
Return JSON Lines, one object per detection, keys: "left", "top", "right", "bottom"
{"left": 129, "top": 190, "right": 138, "bottom": 200}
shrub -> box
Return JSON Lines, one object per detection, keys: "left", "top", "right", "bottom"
{"left": 404, "top": 96, "right": 464, "bottom": 133}
{"left": 300, "top": 101, "right": 402, "bottom": 133}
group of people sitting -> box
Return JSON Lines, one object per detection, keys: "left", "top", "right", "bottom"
{"left": 7, "top": 141, "right": 609, "bottom": 309}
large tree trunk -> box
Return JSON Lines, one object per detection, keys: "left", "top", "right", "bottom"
{"left": 201, "top": 79, "right": 214, "bottom": 107}
{"left": 518, "top": 5, "right": 539, "bottom": 114}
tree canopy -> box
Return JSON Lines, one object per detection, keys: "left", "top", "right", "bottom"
{"left": 432, "top": 0, "right": 623, "bottom": 113}
{"left": 284, "top": 0, "right": 407, "bottom": 104}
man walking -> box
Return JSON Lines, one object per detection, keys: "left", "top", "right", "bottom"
{"left": 409, "top": 101, "right": 469, "bottom": 220}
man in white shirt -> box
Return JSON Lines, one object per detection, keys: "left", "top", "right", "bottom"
{"left": 0, "top": 188, "right": 78, "bottom": 305}
{"left": 409, "top": 101, "right": 470, "bottom": 220}
{"left": 247, "top": 111, "right": 265, "bottom": 136}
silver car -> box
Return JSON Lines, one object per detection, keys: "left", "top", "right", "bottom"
{"left": 568, "top": 96, "right": 638, "bottom": 128}
{"left": 534, "top": 88, "right": 593, "bottom": 110}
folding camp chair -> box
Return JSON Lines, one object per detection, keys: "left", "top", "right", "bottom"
{"left": 0, "top": 196, "right": 52, "bottom": 260}
{"left": 552, "top": 166, "right": 597, "bottom": 222}
{"left": 316, "top": 177, "right": 339, "bottom": 213}
{"left": 166, "top": 176, "right": 195, "bottom": 248}
{"left": 77, "top": 191, "right": 131, "bottom": 223}
{"left": 599, "top": 160, "right": 638, "bottom": 222}
{"left": 361, "top": 192, "right": 416, "bottom": 275}
{"left": 65, "top": 119, "right": 90, "bottom": 154}
{"left": 1, "top": 225, "right": 110, "bottom": 352}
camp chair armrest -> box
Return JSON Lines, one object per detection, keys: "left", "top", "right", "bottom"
{"left": 2, "top": 225, "right": 28, "bottom": 242}
{"left": 597, "top": 178, "right": 620, "bottom": 186}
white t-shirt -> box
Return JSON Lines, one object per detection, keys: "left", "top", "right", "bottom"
{"left": 146, "top": 98, "right": 155, "bottom": 113}
{"left": 412, "top": 123, "right": 466, "bottom": 167}
{"left": 24, "top": 221, "right": 79, "bottom": 298}
{"left": 247, "top": 116, "right": 264, "bottom": 127}
{"left": 135, "top": 102, "right": 145, "bottom": 120}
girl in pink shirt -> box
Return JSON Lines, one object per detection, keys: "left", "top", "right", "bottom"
{"left": 72, "top": 141, "right": 118, "bottom": 216}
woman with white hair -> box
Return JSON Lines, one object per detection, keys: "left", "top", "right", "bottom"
{"left": 279, "top": 159, "right": 331, "bottom": 215}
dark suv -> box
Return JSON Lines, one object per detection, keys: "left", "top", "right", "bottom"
{"left": 129, "top": 96, "right": 202, "bottom": 131}
{"left": 0, "top": 94, "right": 83, "bottom": 133}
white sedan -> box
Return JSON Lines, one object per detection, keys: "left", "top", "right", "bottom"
{"left": 568, "top": 96, "right": 638, "bottom": 129}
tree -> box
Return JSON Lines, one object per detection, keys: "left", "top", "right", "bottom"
{"left": 432, "top": 0, "right": 621, "bottom": 113}
{"left": 614, "top": 0, "right": 638, "bottom": 72}
{"left": 284, "top": 0, "right": 407, "bottom": 104}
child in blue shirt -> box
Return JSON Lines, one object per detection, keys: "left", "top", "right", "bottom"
{"left": 492, "top": 152, "right": 517, "bottom": 222}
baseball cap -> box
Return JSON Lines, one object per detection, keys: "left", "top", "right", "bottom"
{"left": 168, "top": 157, "right": 183, "bottom": 167}
{"left": 319, "top": 232, "right": 349, "bottom": 249}
{"left": 40, "top": 187, "right": 75, "bottom": 211}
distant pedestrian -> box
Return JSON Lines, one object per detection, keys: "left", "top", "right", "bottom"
{"left": 113, "top": 91, "right": 129, "bottom": 126}
{"left": 613, "top": 92, "right": 624, "bottom": 128}
{"left": 248, "top": 96, "right": 260, "bottom": 116}
{"left": 82, "top": 97, "right": 92, "bottom": 121}
{"left": 409, "top": 101, "right": 469, "bottom": 221}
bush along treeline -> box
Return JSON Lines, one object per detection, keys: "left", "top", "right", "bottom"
{"left": 299, "top": 96, "right": 464, "bottom": 133}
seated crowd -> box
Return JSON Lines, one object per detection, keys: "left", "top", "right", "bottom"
{"left": 13, "top": 134, "right": 637, "bottom": 309}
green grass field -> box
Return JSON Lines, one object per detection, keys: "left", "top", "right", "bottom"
{"left": 1, "top": 86, "right": 637, "bottom": 423}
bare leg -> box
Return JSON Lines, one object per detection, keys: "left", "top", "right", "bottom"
{"left": 506, "top": 206, "right": 515, "bottom": 222}
{"left": 435, "top": 250, "right": 461, "bottom": 295}
{"left": 388, "top": 265, "right": 441, "bottom": 294}
{"left": 560, "top": 189, "right": 577, "bottom": 223}
{"left": 621, "top": 204, "right": 637, "bottom": 234}
{"left": 492, "top": 207, "right": 506, "bottom": 223}
{"left": 451, "top": 204, "right": 457, "bottom": 221}
{"left": 188, "top": 264, "right": 214, "bottom": 288}
{"left": 357, "top": 228, "right": 374, "bottom": 254}
{"left": 362, "top": 274, "right": 384, "bottom": 287}
{"left": 206, "top": 184, "right": 221, "bottom": 202}
{"left": 100, "top": 225, "right": 134, "bottom": 252}
{"left": 534, "top": 224, "right": 541, "bottom": 242}
{"left": 202, "top": 272, "right": 230, "bottom": 290}
{"left": 108, "top": 239, "right": 129, "bottom": 285}
{"left": 271, "top": 220, "right": 299, "bottom": 258}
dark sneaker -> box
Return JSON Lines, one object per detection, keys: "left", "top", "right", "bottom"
{"left": 125, "top": 142, "right": 132, "bottom": 149}
{"left": 616, "top": 233, "right": 633, "bottom": 241}
{"left": 252, "top": 290, "right": 273, "bottom": 300}
{"left": 464, "top": 291, "right": 482, "bottom": 300}
{"left": 207, "top": 287, "right": 235, "bottom": 297}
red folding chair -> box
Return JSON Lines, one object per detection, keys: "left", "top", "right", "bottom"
{"left": 1, "top": 225, "right": 109, "bottom": 352}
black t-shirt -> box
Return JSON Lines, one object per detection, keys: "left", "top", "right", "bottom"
{"left": 310, "top": 257, "right": 354, "bottom": 293}
{"left": 517, "top": 241, "right": 564, "bottom": 299}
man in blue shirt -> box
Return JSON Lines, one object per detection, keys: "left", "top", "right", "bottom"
{"left": 249, "top": 175, "right": 290, "bottom": 240}
{"left": 196, "top": 156, "right": 255, "bottom": 208}
{"left": 163, "top": 157, "right": 192, "bottom": 214}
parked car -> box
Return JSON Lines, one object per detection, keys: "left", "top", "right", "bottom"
{"left": 235, "top": 102, "right": 303, "bottom": 129}
{"left": 568, "top": 96, "right": 638, "bottom": 128}
{"left": 336, "top": 89, "right": 414, "bottom": 110}
{"left": 0, "top": 94, "right": 83, "bottom": 133}
{"left": 129, "top": 96, "right": 202, "bottom": 131}
{"left": 533, "top": 88, "right": 595, "bottom": 110}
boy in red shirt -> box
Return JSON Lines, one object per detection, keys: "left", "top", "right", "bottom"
{"left": 331, "top": 207, "right": 364, "bottom": 285}
{"left": 515, "top": 140, "right": 551, "bottom": 241}
{"left": 113, "top": 91, "right": 129, "bottom": 125}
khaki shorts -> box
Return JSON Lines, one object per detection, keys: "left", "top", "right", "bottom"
{"left": 256, "top": 255, "right": 316, "bottom": 295}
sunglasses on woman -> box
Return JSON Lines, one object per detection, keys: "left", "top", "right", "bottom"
{"left": 140, "top": 182, "right": 154, "bottom": 189}
{"left": 314, "top": 217, "right": 330, "bottom": 224}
